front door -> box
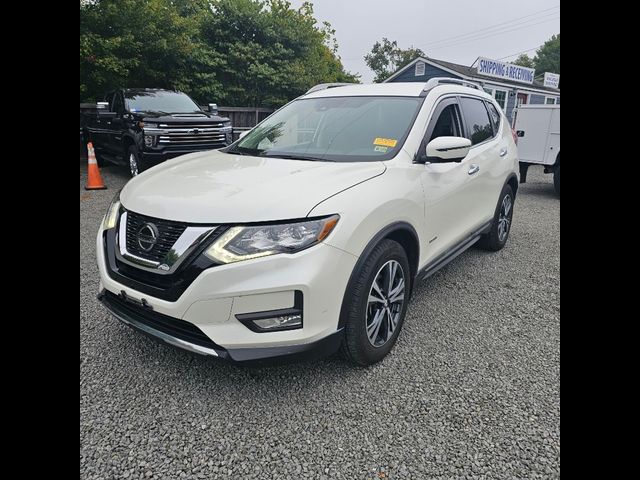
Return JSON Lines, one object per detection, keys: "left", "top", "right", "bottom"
{"left": 106, "top": 91, "right": 126, "bottom": 157}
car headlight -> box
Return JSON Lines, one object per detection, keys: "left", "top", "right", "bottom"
{"left": 204, "top": 215, "right": 339, "bottom": 264}
{"left": 102, "top": 192, "right": 121, "bottom": 230}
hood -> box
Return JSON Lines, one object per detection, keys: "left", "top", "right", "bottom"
{"left": 120, "top": 149, "right": 386, "bottom": 223}
{"left": 136, "top": 112, "right": 230, "bottom": 123}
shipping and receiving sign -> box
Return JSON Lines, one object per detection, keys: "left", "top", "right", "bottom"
{"left": 477, "top": 57, "right": 535, "bottom": 84}
{"left": 543, "top": 72, "right": 560, "bottom": 89}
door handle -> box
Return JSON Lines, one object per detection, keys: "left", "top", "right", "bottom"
{"left": 499, "top": 148, "right": 508, "bottom": 157}
{"left": 468, "top": 164, "right": 480, "bottom": 175}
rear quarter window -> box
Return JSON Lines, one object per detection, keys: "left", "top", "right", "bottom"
{"left": 486, "top": 101, "right": 501, "bottom": 134}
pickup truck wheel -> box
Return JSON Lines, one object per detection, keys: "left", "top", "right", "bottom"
{"left": 553, "top": 165, "right": 560, "bottom": 196}
{"left": 340, "top": 239, "right": 411, "bottom": 366}
{"left": 127, "top": 146, "right": 143, "bottom": 177}
{"left": 477, "top": 184, "right": 514, "bottom": 252}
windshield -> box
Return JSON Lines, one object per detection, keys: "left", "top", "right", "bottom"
{"left": 124, "top": 91, "right": 201, "bottom": 114}
{"left": 226, "top": 96, "right": 424, "bottom": 162}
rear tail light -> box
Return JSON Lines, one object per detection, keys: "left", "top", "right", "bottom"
{"left": 511, "top": 127, "right": 518, "bottom": 145}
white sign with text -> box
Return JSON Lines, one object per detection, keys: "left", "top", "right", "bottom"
{"left": 477, "top": 57, "right": 535, "bottom": 84}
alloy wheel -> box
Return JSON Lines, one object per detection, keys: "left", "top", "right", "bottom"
{"left": 498, "top": 194, "right": 512, "bottom": 242}
{"left": 366, "top": 260, "right": 406, "bottom": 347}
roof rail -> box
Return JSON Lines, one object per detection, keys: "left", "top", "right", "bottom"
{"left": 305, "top": 82, "right": 354, "bottom": 94}
{"left": 423, "top": 77, "right": 482, "bottom": 92}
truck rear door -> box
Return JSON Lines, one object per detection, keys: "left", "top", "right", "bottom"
{"left": 514, "top": 106, "right": 554, "bottom": 165}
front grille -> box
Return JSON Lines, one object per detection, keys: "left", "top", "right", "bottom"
{"left": 125, "top": 211, "right": 188, "bottom": 262}
{"left": 158, "top": 122, "right": 227, "bottom": 147}
{"left": 100, "top": 290, "right": 220, "bottom": 350}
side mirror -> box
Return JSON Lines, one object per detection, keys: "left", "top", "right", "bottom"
{"left": 238, "top": 130, "right": 250, "bottom": 140}
{"left": 425, "top": 136, "right": 471, "bottom": 163}
{"left": 208, "top": 103, "right": 218, "bottom": 114}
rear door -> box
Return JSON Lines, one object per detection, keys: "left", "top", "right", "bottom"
{"left": 458, "top": 96, "right": 506, "bottom": 226}
{"left": 90, "top": 91, "right": 114, "bottom": 150}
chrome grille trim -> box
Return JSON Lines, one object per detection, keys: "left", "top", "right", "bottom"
{"left": 115, "top": 211, "right": 218, "bottom": 275}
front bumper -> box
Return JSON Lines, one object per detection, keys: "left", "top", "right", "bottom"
{"left": 98, "top": 289, "right": 344, "bottom": 364}
{"left": 96, "top": 226, "right": 358, "bottom": 362}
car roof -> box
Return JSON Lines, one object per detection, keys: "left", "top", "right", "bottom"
{"left": 301, "top": 82, "right": 494, "bottom": 100}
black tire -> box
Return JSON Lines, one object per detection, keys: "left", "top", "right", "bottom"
{"left": 340, "top": 239, "right": 412, "bottom": 366}
{"left": 477, "top": 184, "right": 514, "bottom": 252}
{"left": 127, "top": 145, "right": 145, "bottom": 177}
{"left": 553, "top": 165, "right": 560, "bottom": 196}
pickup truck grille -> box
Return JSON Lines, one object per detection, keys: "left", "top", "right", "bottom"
{"left": 125, "top": 211, "right": 188, "bottom": 262}
{"left": 157, "top": 122, "right": 228, "bottom": 147}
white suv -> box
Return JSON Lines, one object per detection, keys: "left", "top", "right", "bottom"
{"left": 96, "top": 78, "right": 519, "bottom": 365}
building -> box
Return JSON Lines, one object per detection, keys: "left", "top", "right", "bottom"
{"left": 383, "top": 56, "right": 560, "bottom": 123}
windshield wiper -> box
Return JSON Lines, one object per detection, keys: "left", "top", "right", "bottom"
{"left": 226, "top": 146, "right": 257, "bottom": 156}
{"left": 261, "top": 153, "right": 335, "bottom": 162}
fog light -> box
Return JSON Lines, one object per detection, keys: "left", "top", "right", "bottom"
{"left": 253, "top": 314, "right": 302, "bottom": 330}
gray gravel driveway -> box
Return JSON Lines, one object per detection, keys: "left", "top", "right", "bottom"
{"left": 80, "top": 160, "right": 559, "bottom": 479}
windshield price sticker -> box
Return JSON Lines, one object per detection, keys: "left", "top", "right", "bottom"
{"left": 373, "top": 138, "right": 398, "bottom": 148}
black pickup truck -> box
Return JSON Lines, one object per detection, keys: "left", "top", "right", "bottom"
{"left": 81, "top": 88, "right": 232, "bottom": 176}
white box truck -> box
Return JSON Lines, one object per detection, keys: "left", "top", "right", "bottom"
{"left": 513, "top": 104, "right": 560, "bottom": 195}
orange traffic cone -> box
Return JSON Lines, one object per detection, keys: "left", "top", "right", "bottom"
{"left": 85, "top": 142, "right": 106, "bottom": 190}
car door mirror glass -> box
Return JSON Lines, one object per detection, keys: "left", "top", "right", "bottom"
{"left": 425, "top": 136, "right": 471, "bottom": 163}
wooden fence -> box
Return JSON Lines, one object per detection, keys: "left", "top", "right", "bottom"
{"left": 204, "top": 106, "right": 274, "bottom": 141}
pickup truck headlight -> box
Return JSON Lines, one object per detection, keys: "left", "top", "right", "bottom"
{"left": 102, "top": 192, "right": 121, "bottom": 230}
{"left": 204, "top": 215, "right": 339, "bottom": 264}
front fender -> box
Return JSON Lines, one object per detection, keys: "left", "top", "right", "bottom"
{"left": 308, "top": 163, "right": 426, "bottom": 265}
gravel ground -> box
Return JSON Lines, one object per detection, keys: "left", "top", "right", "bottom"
{"left": 80, "top": 160, "right": 559, "bottom": 479}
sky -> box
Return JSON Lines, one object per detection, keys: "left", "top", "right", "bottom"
{"left": 289, "top": 0, "right": 560, "bottom": 83}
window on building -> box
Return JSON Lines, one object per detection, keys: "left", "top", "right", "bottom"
{"left": 415, "top": 62, "right": 425, "bottom": 76}
{"left": 460, "top": 97, "right": 493, "bottom": 145}
{"left": 545, "top": 97, "right": 557, "bottom": 104}
{"left": 482, "top": 87, "right": 507, "bottom": 110}
{"left": 493, "top": 89, "right": 507, "bottom": 110}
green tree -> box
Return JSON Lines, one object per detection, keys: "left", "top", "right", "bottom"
{"left": 364, "top": 38, "right": 425, "bottom": 83}
{"left": 512, "top": 54, "right": 534, "bottom": 68}
{"left": 80, "top": 0, "right": 358, "bottom": 107}
{"left": 534, "top": 34, "right": 560, "bottom": 74}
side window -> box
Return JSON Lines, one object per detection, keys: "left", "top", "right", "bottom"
{"left": 485, "top": 101, "right": 501, "bottom": 135}
{"left": 103, "top": 92, "right": 115, "bottom": 111}
{"left": 427, "top": 104, "right": 462, "bottom": 143}
{"left": 112, "top": 92, "right": 125, "bottom": 115}
{"left": 460, "top": 97, "right": 493, "bottom": 145}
